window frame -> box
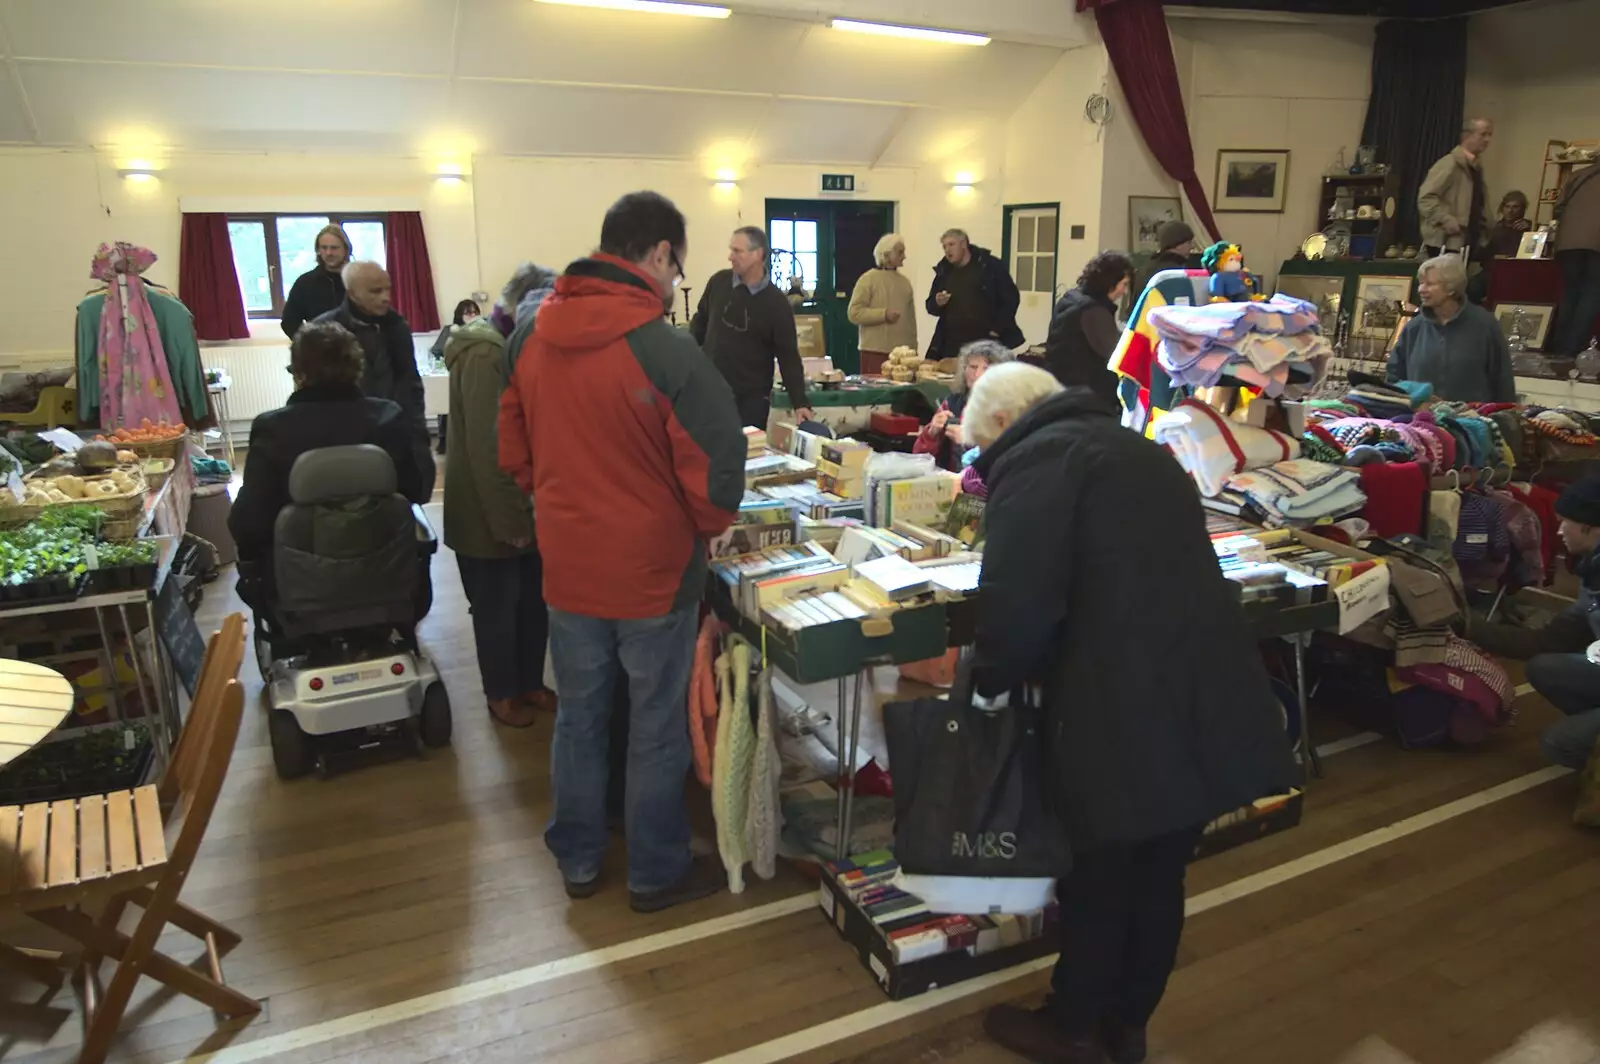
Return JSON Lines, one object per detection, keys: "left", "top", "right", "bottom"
{"left": 225, "top": 212, "right": 387, "bottom": 320}
{"left": 1000, "top": 202, "right": 1061, "bottom": 299}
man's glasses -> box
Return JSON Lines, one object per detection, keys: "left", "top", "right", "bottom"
{"left": 670, "top": 250, "right": 685, "bottom": 287}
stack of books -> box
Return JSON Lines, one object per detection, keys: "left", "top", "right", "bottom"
{"left": 867, "top": 470, "right": 961, "bottom": 528}
{"left": 816, "top": 439, "right": 872, "bottom": 499}
{"left": 745, "top": 450, "right": 815, "bottom": 488}
{"left": 743, "top": 426, "right": 767, "bottom": 456}
{"left": 1210, "top": 525, "right": 1333, "bottom": 606}
{"left": 756, "top": 482, "right": 865, "bottom": 522}
{"left": 710, "top": 542, "right": 847, "bottom": 621}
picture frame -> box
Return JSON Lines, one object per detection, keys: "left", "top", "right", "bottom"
{"left": 1352, "top": 275, "right": 1413, "bottom": 341}
{"left": 1128, "top": 196, "right": 1184, "bottom": 256}
{"left": 1516, "top": 230, "right": 1551, "bottom": 259}
{"left": 1274, "top": 274, "right": 1345, "bottom": 325}
{"left": 1214, "top": 149, "right": 1291, "bottom": 213}
{"left": 1492, "top": 302, "right": 1556, "bottom": 350}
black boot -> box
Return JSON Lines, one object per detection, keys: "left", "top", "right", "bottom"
{"left": 1102, "top": 1023, "right": 1147, "bottom": 1064}
{"left": 983, "top": 1005, "right": 1106, "bottom": 1064}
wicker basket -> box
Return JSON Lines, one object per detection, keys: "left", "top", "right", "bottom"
{"left": 0, "top": 470, "right": 149, "bottom": 539}
{"left": 139, "top": 457, "right": 175, "bottom": 491}
{"left": 114, "top": 434, "right": 187, "bottom": 462}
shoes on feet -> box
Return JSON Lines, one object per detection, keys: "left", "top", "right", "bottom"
{"left": 521, "top": 688, "right": 558, "bottom": 714}
{"left": 629, "top": 854, "right": 724, "bottom": 914}
{"left": 564, "top": 874, "right": 601, "bottom": 900}
{"left": 1102, "top": 1023, "right": 1148, "bottom": 1064}
{"left": 488, "top": 697, "right": 540, "bottom": 729}
{"left": 983, "top": 1005, "right": 1105, "bottom": 1064}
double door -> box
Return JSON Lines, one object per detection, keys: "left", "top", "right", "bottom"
{"left": 766, "top": 199, "right": 896, "bottom": 375}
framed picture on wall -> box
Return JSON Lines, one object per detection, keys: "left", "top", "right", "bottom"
{"left": 1492, "top": 302, "right": 1556, "bottom": 350}
{"left": 1353, "top": 275, "right": 1412, "bottom": 340}
{"left": 1275, "top": 274, "right": 1344, "bottom": 325}
{"left": 1128, "top": 196, "right": 1184, "bottom": 256}
{"left": 1214, "top": 149, "right": 1291, "bottom": 213}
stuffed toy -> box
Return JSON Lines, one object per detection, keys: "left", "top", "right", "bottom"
{"left": 1202, "top": 241, "right": 1265, "bottom": 303}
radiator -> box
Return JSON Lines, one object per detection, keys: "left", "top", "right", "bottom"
{"left": 202, "top": 346, "right": 292, "bottom": 438}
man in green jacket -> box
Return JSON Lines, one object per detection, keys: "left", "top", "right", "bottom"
{"left": 442, "top": 314, "right": 551, "bottom": 729}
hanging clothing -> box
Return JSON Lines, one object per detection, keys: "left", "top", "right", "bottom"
{"left": 75, "top": 263, "right": 210, "bottom": 429}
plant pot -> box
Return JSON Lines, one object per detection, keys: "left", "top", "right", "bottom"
{"left": 84, "top": 562, "right": 157, "bottom": 595}
{"left": 0, "top": 724, "right": 153, "bottom": 805}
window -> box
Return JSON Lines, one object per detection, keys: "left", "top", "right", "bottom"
{"left": 1006, "top": 205, "right": 1059, "bottom": 297}
{"left": 768, "top": 218, "right": 820, "bottom": 295}
{"left": 226, "top": 213, "right": 387, "bottom": 318}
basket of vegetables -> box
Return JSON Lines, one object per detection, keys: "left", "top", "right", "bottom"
{"left": 99, "top": 419, "right": 189, "bottom": 461}
{"left": 0, "top": 506, "right": 101, "bottom": 603}
{"left": 1, "top": 465, "right": 147, "bottom": 539}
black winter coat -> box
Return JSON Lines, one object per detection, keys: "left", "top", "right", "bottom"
{"left": 925, "top": 246, "right": 1024, "bottom": 357}
{"left": 229, "top": 383, "right": 432, "bottom": 566}
{"left": 280, "top": 268, "right": 346, "bottom": 339}
{"left": 1043, "top": 287, "right": 1121, "bottom": 406}
{"left": 971, "top": 388, "right": 1297, "bottom": 848}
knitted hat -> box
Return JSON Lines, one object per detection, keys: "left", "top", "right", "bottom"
{"left": 1157, "top": 220, "right": 1195, "bottom": 252}
{"left": 1555, "top": 477, "right": 1600, "bottom": 527}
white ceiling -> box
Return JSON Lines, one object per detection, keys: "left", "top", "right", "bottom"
{"left": 0, "top": 0, "right": 1083, "bottom": 167}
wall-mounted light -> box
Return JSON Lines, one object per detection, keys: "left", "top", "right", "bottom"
{"left": 711, "top": 168, "right": 739, "bottom": 191}
{"left": 830, "top": 18, "right": 989, "bottom": 46}
{"left": 535, "top": 0, "right": 730, "bottom": 17}
{"left": 434, "top": 164, "right": 471, "bottom": 184}
{"left": 950, "top": 172, "right": 979, "bottom": 193}
{"left": 117, "top": 166, "right": 158, "bottom": 182}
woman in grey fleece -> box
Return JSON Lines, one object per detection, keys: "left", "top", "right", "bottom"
{"left": 1386, "top": 254, "right": 1516, "bottom": 403}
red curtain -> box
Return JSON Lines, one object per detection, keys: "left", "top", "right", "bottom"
{"left": 1092, "top": 0, "right": 1222, "bottom": 243}
{"left": 177, "top": 213, "right": 249, "bottom": 341}
{"left": 384, "top": 211, "right": 440, "bottom": 332}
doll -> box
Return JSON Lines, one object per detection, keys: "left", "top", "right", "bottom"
{"left": 1202, "top": 241, "right": 1265, "bottom": 303}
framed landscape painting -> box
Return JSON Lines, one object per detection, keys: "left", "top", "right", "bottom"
{"left": 1129, "top": 196, "right": 1184, "bottom": 256}
{"left": 1214, "top": 149, "right": 1291, "bottom": 213}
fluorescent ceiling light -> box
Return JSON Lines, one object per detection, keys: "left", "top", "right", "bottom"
{"left": 534, "top": 0, "right": 731, "bottom": 18}
{"left": 830, "top": 18, "right": 989, "bottom": 46}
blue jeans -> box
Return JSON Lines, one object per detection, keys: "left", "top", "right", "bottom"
{"left": 1525, "top": 653, "right": 1600, "bottom": 769}
{"left": 546, "top": 606, "right": 697, "bottom": 893}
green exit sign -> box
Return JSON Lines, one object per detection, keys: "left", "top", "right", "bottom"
{"left": 820, "top": 173, "right": 856, "bottom": 193}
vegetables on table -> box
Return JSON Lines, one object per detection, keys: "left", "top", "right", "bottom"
{"left": 98, "top": 418, "right": 185, "bottom": 444}
{"left": 76, "top": 440, "right": 120, "bottom": 473}
{"left": 0, "top": 505, "right": 156, "bottom": 587}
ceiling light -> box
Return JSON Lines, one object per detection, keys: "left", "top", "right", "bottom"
{"left": 535, "top": 0, "right": 731, "bottom": 18}
{"left": 117, "top": 167, "right": 158, "bottom": 182}
{"left": 830, "top": 18, "right": 989, "bottom": 46}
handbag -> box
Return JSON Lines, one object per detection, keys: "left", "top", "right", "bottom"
{"left": 882, "top": 658, "right": 1072, "bottom": 879}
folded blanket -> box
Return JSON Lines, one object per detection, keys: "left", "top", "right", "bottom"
{"left": 1225, "top": 459, "right": 1366, "bottom": 524}
{"left": 1151, "top": 399, "right": 1300, "bottom": 497}
{"left": 1148, "top": 294, "right": 1321, "bottom": 348}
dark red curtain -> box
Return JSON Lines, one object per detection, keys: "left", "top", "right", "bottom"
{"left": 178, "top": 213, "right": 249, "bottom": 341}
{"left": 1093, "top": 0, "right": 1222, "bottom": 243}
{"left": 384, "top": 211, "right": 440, "bottom": 332}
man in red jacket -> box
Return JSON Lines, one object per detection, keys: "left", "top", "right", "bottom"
{"left": 500, "top": 191, "right": 745, "bottom": 913}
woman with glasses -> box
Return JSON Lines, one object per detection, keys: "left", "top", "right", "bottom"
{"left": 848, "top": 233, "right": 918, "bottom": 376}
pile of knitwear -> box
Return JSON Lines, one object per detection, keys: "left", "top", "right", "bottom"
{"left": 1147, "top": 295, "right": 1332, "bottom": 397}
{"left": 1224, "top": 459, "right": 1366, "bottom": 527}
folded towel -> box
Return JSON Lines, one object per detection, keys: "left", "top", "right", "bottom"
{"left": 1225, "top": 459, "right": 1366, "bottom": 524}
{"left": 1151, "top": 399, "right": 1300, "bottom": 497}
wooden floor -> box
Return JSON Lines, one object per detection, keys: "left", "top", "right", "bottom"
{"left": 3, "top": 499, "right": 1598, "bottom": 1064}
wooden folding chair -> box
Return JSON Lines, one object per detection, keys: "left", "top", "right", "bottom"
{"left": 0, "top": 613, "right": 257, "bottom": 1064}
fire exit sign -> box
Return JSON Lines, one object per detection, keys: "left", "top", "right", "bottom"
{"left": 820, "top": 173, "right": 856, "bottom": 193}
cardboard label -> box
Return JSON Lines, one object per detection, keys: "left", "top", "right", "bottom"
{"left": 39, "top": 427, "right": 86, "bottom": 452}
{"left": 1335, "top": 564, "right": 1391, "bottom": 634}
{"left": 5, "top": 467, "right": 22, "bottom": 504}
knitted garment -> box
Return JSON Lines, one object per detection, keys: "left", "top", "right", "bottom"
{"left": 1428, "top": 490, "right": 1462, "bottom": 550}
{"left": 689, "top": 615, "right": 725, "bottom": 787}
{"left": 1527, "top": 412, "right": 1599, "bottom": 446}
{"left": 1488, "top": 488, "right": 1545, "bottom": 590}
{"left": 1397, "top": 634, "right": 1516, "bottom": 726}
{"left": 1302, "top": 433, "right": 1344, "bottom": 464}
{"left": 1357, "top": 461, "right": 1427, "bottom": 538}
{"left": 744, "top": 667, "right": 782, "bottom": 884}
{"left": 712, "top": 636, "right": 755, "bottom": 893}
{"left": 1410, "top": 411, "right": 1458, "bottom": 471}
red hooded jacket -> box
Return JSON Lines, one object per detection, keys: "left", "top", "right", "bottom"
{"left": 498, "top": 255, "right": 744, "bottom": 619}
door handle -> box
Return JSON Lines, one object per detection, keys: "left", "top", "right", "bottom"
{"left": 835, "top": 292, "right": 846, "bottom": 298}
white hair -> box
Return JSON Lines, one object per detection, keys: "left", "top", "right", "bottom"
{"left": 873, "top": 233, "right": 906, "bottom": 268}
{"left": 962, "top": 362, "right": 1064, "bottom": 450}
{"left": 1418, "top": 253, "right": 1468, "bottom": 302}
{"left": 341, "top": 260, "right": 386, "bottom": 286}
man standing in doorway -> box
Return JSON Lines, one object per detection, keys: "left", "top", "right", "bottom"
{"left": 280, "top": 224, "right": 352, "bottom": 338}
{"left": 315, "top": 262, "right": 435, "bottom": 496}
{"left": 925, "top": 228, "right": 1024, "bottom": 360}
{"left": 692, "top": 226, "right": 812, "bottom": 430}
{"left": 1419, "top": 118, "right": 1493, "bottom": 261}
{"left": 499, "top": 190, "right": 745, "bottom": 912}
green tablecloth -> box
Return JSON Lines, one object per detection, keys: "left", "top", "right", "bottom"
{"left": 771, "top": 380, "right": 951, "bottom": 411}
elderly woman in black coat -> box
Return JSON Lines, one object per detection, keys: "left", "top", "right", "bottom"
{"left": 968, "top": 380, "right": 1297, "bottom": 1064}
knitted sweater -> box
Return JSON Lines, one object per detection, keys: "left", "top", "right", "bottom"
{"left": 847, "top": 268, "right": 918, "bottom": 354}
{"left": 712, "top": 637, "right": 756, "bottom": 893}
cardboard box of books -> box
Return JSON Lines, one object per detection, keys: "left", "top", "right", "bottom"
{"left": 868, "top": 471, "right": 961, "bottom": 528}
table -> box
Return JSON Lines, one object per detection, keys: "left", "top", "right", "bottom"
{"left": 0, "top": 660, "right": 74, "bottom": 768}
{"left": 771, "top": 380, "right": 951, "bottom": 436}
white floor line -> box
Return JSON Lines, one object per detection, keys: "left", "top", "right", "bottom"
{"left": 164, "top": 894, "right": 816, "bottom": 1064}
{"left": 701, "top": 764, "right": 1573, "bottom": 1064}
{"left": 1313, "top": 731, "right": 1382, "bottom": 758}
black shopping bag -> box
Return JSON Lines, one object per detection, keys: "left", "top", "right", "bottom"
{"left": 883, "top": 662, "right": 1071, "bottom": 878}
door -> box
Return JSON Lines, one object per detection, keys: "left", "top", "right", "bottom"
{"left": 767, "top": 199, "right": 895, "bottom": 375}
{"left": 1002, "top": 203, "right": 1061, "bottom": 345}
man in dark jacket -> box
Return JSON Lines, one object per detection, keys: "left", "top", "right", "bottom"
{"left": 1134, "top": 220, "right": 1195, "bottom": 298}
{"left": 279, "top": 224, "right": 351, "bottom": 338}
{"left": 1472, "top": 476, "right": 1600, "bottom": 769}
{"left": 1553, "top": 162, "right": 1600, "bottom": 355}
{"left": 315, "top": 262, "right": 436, "bottom": 498}
{"left": 970, "top": 386, "right": 1297, "bottom": 1064}
{"left": 230, "top": 321, "right": 430, "bottom": 571}
{"left": 926, "top": 229, "right": 1024, "bottom": 359}
{"left": 1044, "top": 251, "right": 1133, "bottom": 406}
{"left": 500, "top": 191, "right": 745, "bottom": 914}
{"left": 691, "top": 226, "right": 812, "bottom": 430}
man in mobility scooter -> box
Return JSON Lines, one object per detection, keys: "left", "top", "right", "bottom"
{"left": 230, "top": 322, "right": 443, "bottom": 778}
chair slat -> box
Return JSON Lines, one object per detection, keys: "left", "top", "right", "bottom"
{"left": 78, "top": 794, "right": 106, "bottom": 882}
{"left": 106, "top": 791, "right": 136, "bottom": 874}
{"left": 132, "top": 787, "right": 166, "bottom": 869}
{"left": 17, "top": 803, "right": 46, "bottom": 889}
{"left": 0, "top": 805, "right": 19, "bottom": 895}
{"left": 46, "top": 800, "right": 77, "bottom": 889}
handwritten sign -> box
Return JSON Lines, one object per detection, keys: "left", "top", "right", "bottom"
{"left": 1335, "top": 564, "right": 1391, "bottom": 635}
